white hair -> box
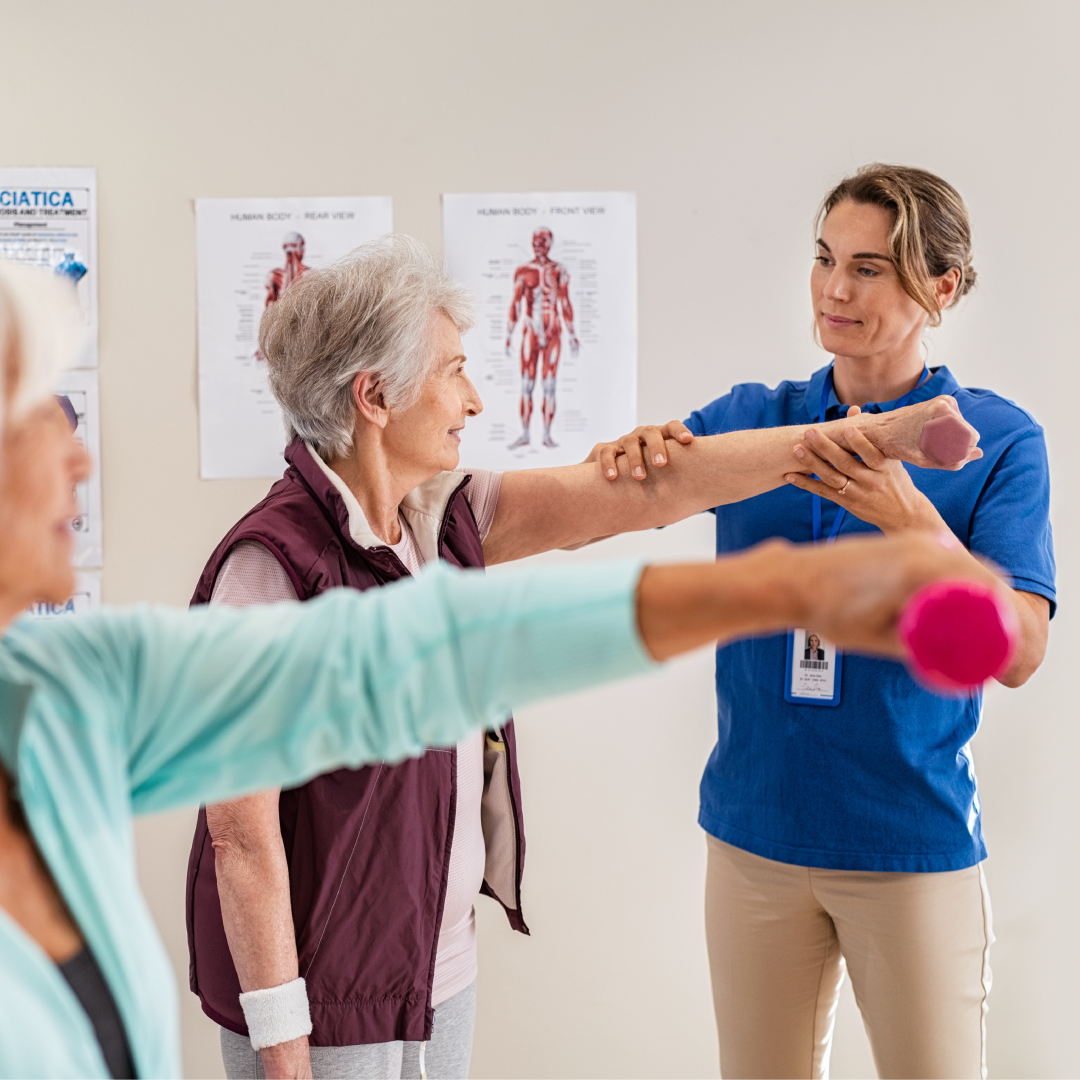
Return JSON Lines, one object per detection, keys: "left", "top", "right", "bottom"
{"left": 0, "top": 262, "right": 84, "bottom": 434}
{"left": 259, "top": 234, "right": 476, "bottom": 461}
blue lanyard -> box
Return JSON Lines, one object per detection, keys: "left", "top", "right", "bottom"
{"left": 812, "top": 362, "right": 929, "bottom": 543}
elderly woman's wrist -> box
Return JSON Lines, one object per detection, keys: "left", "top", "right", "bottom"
{"left": 239, "top": 977, "right": 312, "bottom": 1051}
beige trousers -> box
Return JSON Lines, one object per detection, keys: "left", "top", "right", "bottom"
{"left": 705, "top": 835, "right": 993, "bottom": 1080}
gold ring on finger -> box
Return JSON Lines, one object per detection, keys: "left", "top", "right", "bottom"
{"left": 837, "top": 479, "right": 851, "bottom": 497}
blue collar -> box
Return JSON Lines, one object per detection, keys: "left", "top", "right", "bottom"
{"left": 804, "top": 362, "right": 960, "bottom": 422}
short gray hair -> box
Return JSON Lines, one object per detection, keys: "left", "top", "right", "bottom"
{"left": 260, "top": 233, "right": 476, "bottom": 460}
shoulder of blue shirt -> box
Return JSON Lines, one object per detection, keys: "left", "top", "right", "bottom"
{"left": 686, "top": 368, "right": 1045, "bottom": 440}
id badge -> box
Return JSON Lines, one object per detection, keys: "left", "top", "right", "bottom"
{"left": 784, "top": 629, "right": 843, "bottom": 707}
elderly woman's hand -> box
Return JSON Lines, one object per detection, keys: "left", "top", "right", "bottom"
{"left": 785, "top": 423, "right": 947, "bottom": 536}
{"left": 840, "top": 394, "right": 983, "bottom": 470}
{"left": 584, "top": 420, "right": 695, "bottom": 480}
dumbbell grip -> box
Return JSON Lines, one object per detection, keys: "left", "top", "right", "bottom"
{"left": 898, "top": 580, "right": 1018, "bottom": 692}
{"left": 920, "top": 414, "right": 976, "bottom": 466}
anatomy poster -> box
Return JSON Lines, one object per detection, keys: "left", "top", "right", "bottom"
{"left": 57, "top": 369, "right": 103, "bottom": 568}
{"left": 0, "top": 167, "right": 98, "bottom": 367}
{"left": 442, "top": 191, "right": 637, "bottom": 469}
{"left": 196, "top": 196, "right": 393, "bottom": 479}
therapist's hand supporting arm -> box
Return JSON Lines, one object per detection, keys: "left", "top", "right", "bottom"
{"left": 784, "top": 424, "right": 1049, "bottom": 686}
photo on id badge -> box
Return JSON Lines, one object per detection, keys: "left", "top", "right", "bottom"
{"left": 784, "top": 629, "right": 843, "bottom": 706}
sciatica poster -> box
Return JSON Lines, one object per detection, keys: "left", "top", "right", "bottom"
{"left": 0, "top": 167, "right": 98, "bottom": 368}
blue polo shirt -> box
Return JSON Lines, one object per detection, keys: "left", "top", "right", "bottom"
{"left": 686, "top": 363, "right": 1056, "bottom": 872}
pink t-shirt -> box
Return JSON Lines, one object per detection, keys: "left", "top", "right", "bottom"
{"left": 210, "top": 462, "right": 502, "bottom": 1007}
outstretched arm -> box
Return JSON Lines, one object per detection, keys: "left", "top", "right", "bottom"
{"left": 637, "top": 530, "right": 1003, "bottom": 661}
{"left": 23, "top": 530, "right": 999, "bottom": 816}
{"left": 483, "top": 396, "right": 980, "bottom": 564}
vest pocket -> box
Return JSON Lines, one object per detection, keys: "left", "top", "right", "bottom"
{"left": 481, "top": 731, "right": 518, "bottom": 910}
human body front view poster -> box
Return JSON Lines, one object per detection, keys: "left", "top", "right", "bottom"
{"left": 443, "top": 191, "right": 637, "bottom": 468}
{"left": 196, "top": 196, "right": 393, "bottom": 478}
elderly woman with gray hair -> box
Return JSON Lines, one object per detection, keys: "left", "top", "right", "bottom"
{"left": 187, "top": 235, "right": 981, "bottom": 1080}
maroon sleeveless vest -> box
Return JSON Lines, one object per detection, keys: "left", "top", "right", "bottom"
{"left": 185, "top": 439, "right": 527, "bottom": 1046}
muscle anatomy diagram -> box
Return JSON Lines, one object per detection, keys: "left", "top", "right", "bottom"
{"left": 255, "top": 232, "right": 310, "bottom": 360}
{"left": 442, "top": 191, "right": 637, "bottom": 470}
{"left": 196, "top": 195, "right": 393, "bottom": 478}
{"left": 505, "top": 228, "right": 580, "bottom": 449}
{"left": 265, "top": 232, "right": 310, "bottom": 308}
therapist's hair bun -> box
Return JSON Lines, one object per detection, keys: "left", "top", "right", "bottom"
{"left": 816, "top": 164, "right": 976, "bottom": 327}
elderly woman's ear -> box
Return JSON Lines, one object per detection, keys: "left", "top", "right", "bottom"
{"left": 352, "top": 370, "right": 390, "bottom": 428}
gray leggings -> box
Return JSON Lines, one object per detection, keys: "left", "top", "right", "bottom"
{"left": 220, "top": 981, "right": 476, "bottom": 1080}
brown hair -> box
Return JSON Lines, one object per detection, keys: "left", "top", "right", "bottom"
{"left": 816, "top": 164, "right": 976, "bottom": 326}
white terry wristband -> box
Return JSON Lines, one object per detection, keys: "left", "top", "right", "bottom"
{"left": 239, "top": 977, "right": 313, "bottom": 1051}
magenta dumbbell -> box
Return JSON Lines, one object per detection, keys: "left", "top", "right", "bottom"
{"left": 919, "top": 413, "right": 976, "bottom": 466}
{"left": 898, "top": 580, "right": 1018, "bottom": 692}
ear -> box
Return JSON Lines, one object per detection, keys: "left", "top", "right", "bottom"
{"left": 352, "top": 370, "right": 389, "bottom": 428}
{"left": 935, "top": 267, "right": 962, "bottom": 310}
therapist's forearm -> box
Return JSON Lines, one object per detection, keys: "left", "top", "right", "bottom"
{"left": 995, "top": 589, "right": 1050, "bottom": 687}
{"left": 880, "top": 502, "right": 1051, "bottom": 688}
{"left": 929, "top": 553, "right": 1050, "bottom": 688}
{"left": 900, "top": 515, "right": 1049, "bottom": 687}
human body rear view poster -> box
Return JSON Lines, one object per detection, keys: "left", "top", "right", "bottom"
{"left": 196, "top": 196, "right": 393, "bottom": 478}
{"left": 443, "top": 191, "right": 637, "bottom": 468}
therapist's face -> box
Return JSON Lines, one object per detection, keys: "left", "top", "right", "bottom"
{"left": 811, "top": 199, "right": 932, "bottom": 363}
{"left": 0, "top": 382, "right": 90, "bottom": 617}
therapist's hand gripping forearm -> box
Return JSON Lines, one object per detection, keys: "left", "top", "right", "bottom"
{"left": 783, "top": 420, "right": 1049, "bottom": 686}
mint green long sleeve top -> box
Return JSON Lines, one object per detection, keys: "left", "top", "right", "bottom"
{"left": 0, "top": 560, "right": 653, "bottom": 1079}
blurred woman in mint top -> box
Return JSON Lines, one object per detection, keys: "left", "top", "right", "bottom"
{"left": 612, "top": 165, "right": 1054, "bottom": 1079}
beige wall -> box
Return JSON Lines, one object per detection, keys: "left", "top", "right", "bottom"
{"left": 5, "top": 1, "right": 1079, "bottom": 1075}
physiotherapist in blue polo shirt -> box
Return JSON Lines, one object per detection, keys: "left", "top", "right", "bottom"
{"left": 598, "top": 164, "right": 1055, "bottom": 1080}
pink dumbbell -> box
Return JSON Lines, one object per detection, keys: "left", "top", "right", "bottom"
{"left": 898, "top": 580, "right": 1018, "bottom": 692}
{"left": 920, "top": 413, "right": 976, "bottom": 466}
